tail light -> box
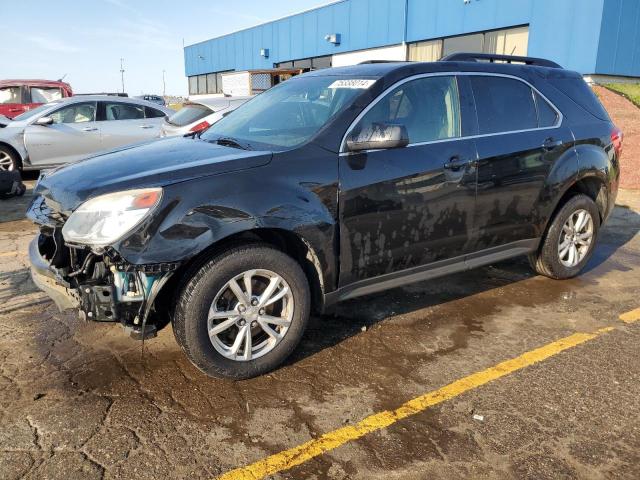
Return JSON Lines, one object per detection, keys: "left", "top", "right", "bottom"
{"left": 611, "top": 126, "right": 623, "bottom": 158}
{"left": 190, "top": 120, "right": 210, "bottom": 133}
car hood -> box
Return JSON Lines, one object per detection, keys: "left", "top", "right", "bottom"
{"left": 0, "top": 114, "right": 12, "bottom": 127}
{"left": 34, "top": 136, "right": 273, "bottom": 212}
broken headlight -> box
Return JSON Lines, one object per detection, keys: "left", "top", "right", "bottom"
{"left": 62, "top": 188, "right": 162, "bottom": 246}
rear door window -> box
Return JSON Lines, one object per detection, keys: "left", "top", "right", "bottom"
{"left": 30, "top": 87, "right": 63, "bottom": 103}
{"left": 104, "top": 102, "right": 145, "bottom": 121}
{"left": 470, "top": 76, "right": 538, "bottom": 134}
{"left": 534, "top": 91, "right": 559, "bottom": 127}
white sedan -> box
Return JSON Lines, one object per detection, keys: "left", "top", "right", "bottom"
{"left": 159, "top": 97, "right": 251, "bottom": 137}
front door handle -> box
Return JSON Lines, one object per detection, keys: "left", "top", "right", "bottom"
{"left": 443, "top": 156, "right": 470, "bottom": 171}
{"left": 82, "top": 127, "right": 98, "bottom": 132}
{"left": 140, "top": 124, "right": 154, "bottom": 129}
{"left": 542, "top": 138, "right": 563, "bottom": 151}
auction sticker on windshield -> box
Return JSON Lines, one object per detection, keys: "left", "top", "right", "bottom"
{"left": 328, "top": 79, "right": 376, "bottom": 89}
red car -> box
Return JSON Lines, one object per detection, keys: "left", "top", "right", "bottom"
{"left": 0, "top": 79, "right": 73, "bottom": 119}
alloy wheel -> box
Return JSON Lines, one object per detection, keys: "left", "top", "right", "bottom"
{"left": 207, "top": 269, "right": 293, "bottom": 361}
{"left": 558, "top": 209, "right": 594, "bottom": 267}
{"left": 0, "top": 152, "right": 14, "bottom": 171}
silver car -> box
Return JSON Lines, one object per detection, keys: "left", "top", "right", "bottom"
{"left": 0, "top": 96, "right": 173, "bottom": 171}
{"left": 159, "top": 97, "right": 251, "bottom": 138}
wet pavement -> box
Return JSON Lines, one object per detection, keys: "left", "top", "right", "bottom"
{"left": 1, "top": 182, "right": 640, "bottom": 479}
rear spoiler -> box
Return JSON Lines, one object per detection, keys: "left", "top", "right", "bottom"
{"left": 440, "top": 53, "right": 563, "bottom": 69}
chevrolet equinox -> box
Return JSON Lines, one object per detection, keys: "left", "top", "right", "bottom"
{"left": 28, "top": 54, "right": 622, "bottom": 379}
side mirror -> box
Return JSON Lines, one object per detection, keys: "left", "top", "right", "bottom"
{"left": 346, "top": 123, "right": 409, "bottom": 152}
{"left": 35, "top": 116, "right": 54, "bottom": 126}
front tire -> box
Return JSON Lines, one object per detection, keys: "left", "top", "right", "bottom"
{"left": 530, "top": 194, "right": 600, "bottom": 279}
{"left": 0, "top": 146, "right": 19, "bottom": 172}
{"left": 173, "top": 243, "right": 310, "bottom": 379}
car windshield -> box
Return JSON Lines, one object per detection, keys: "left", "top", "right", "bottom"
{"left": 12, "top": 102, "right": 61, "bottom": 121}
{"left": 201, "top": 76, "right": 376, "bottom": 151}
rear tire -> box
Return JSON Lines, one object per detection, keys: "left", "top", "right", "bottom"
{"left": 173, "top": 243, "right": 310, "bottom": 380}
{"left": 529, "top": 194, "right": 600, "bottom": 279}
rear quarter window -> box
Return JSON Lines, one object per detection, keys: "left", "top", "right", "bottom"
{"left": 546, "top": 76, "right": 611, "bottom": 122}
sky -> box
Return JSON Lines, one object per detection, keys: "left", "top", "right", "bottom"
{"left": 0, "top": 0, "right": 329, "bottom": 96}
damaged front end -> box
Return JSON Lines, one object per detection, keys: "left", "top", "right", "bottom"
{"left": 27, "top": 193, "right": 176, "bottom": 340}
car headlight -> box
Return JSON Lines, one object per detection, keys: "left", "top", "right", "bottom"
{"left": 62, "top": 188, "right": 162, "bottom": 246}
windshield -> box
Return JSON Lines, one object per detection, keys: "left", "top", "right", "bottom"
{"left": 12, "top": 102, "right": 61, "bottom": 121}
{"left": 201, "top": 76, "right": 375, "bottom": 151}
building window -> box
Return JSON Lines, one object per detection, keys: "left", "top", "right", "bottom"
{"left": 197, "top": 75, "right": 207, "bottom": 95}
{"left": 442, "top": 33, "right": 485, "bottom": 57}
{"left": 206, "top": 73, "right": 217, "bottom": 94}
{"left": 276, "top": 55, "right": 332, "bottom": 71}
{"left": 408, "top": 26, "right": 529, "bottom": 62}
{"left": 484, "top": 26, "right": 529, "bottom": 56}
{"left": 188, "top": 76, "right": 198, "bottom": 95}
{"left": 408, "top": 39, "right": 443, "bottom": 62}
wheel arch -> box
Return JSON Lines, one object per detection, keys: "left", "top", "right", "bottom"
{"left": 153, "top": 227, "right": 327, "bottom": 328}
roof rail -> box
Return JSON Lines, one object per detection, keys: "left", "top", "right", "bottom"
{"left": 358, "top": 60, "right": 410, "bottom": 65}
{"left": 440, "top": 53, "right": 563, "bottom": 69}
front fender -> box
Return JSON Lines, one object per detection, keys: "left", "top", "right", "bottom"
{"left": 114, "top": 145, "right": 340, "bottom": 291}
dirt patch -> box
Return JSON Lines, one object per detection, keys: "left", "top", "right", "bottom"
{"left": 594, "top": 85, "right": 640, "bottom": 189}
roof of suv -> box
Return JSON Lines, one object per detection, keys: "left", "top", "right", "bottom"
{"left": 0, "top": 79, "right": 72, "bottom": 88}
{"left": 303, "top": 55, "right": 580, "bottom": 82}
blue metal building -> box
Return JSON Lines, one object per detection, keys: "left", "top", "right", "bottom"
{"left": 184, "top": 0, "right": 640, "bottom": 95}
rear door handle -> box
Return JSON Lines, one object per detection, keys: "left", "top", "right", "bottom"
{"left": 140, "top": 124, "right": 154, "bottom": 129}
{"left": 82, "top": 127, "right": 98, "bottom": 132}
{"left": 443, "top": 156, "right": 471, "bottom": 171}
{"left": 542, "top": 138, "right": 563, "bottom": 151}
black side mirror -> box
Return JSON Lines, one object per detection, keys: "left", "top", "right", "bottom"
{"left": 346, "top": 122, "right": 409, "bottom": 152}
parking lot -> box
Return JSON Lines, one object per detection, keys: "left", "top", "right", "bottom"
{"left": 1, "top": 173, "right": 639, "bottom": 479}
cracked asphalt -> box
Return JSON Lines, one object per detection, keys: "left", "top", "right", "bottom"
{"left": 1, "top": 181, "right": 640, "bottom": 479}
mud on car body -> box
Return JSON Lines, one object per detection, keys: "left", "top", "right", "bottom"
{"left": 28, "top": 54, "right": 621, "bottom": 379}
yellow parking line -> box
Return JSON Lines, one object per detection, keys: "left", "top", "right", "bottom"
{"left": 620, "top": 308, "right": 640, "bottom": 324}
{"left": 218, "top": 326, "right": 616, "bottom": 480}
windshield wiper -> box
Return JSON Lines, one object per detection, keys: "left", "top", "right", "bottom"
{"left": 214, "top": 137, "right": 251, "bottom": 150}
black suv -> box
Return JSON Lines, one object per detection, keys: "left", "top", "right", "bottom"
{"left": 28, "top": 54, "right": 622, "bottom": 379}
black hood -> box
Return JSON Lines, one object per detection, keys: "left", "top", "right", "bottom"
{"left": 34, "top": 137, "right": 272, "bottom": 212}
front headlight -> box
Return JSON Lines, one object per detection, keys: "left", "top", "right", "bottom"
{"left": 62, "top": 188, "right": 162, "bottom": 246}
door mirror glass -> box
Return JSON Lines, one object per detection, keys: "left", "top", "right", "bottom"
{"left": 35, "top": 116, "right": 53, "bottom": 126}
{"left": 346, "top": 122, "right": 409, "bottom": 152}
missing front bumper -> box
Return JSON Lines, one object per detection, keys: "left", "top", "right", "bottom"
{"left": 29, "top": 238, "right": 80, "bottom": 311}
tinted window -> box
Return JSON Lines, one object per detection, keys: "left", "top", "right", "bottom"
{"left": 50, "top": 102, "right": 96, "bottom": 124}
{"left": 104, "top": 103, "right": 144, "bottom": 120}
{"left": 547, "top": 76, "right": 610, "bottom": 121}
{"left": 354, "top": 76, "right": 461, "bottom": 144}
{"left": 470, "top": 76, "right": 537, "bottom": 134}
{"left": 167, "top": 104, "right": 211, "bottom": 126}
{"left": 145, "top": 106, "right": 166, "bottom": 118}
{"left": 0, "top": 86, "right": 21, "bottom": 104}
{"left": 535, "top": 92, "right": 558, "bottom": 127}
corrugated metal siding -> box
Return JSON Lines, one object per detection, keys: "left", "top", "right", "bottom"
{"left": 185, "top": 0, "right": 629, "bottom": 77}
{"left": 596, "top": 0, "right": 640, "bottom": 76}
{"left": 184, "top": 0, "right": 405, "bottom": 76}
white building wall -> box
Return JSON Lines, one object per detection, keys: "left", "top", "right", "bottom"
{"left": 332, "top": 44, "right": 407, "bottom": 67}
